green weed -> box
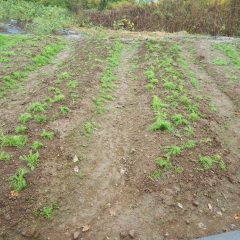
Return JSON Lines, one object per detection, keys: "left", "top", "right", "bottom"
{"left": 172, "top": 114, "right": 188, "bottom": 126}
{"left": 20, "top": 151, "right": 40, "bottom": 170}
{"left": 34, "top": 202, "right": 60, "bottom": 219}
{"left": 41, "top": 130, "right": 54, "bottom": 140}
{"left": 183, "top": 140, "right": 197, "bottom": 149}
{"left": 51, "top": 94, "right": 65, "bottom": 103}
{"left": 149, "top": 117, "right": 173, "bottom": 132}
{"left": 167, "top": 146, "right": 181, "bottom": 156}
{"left": 156, "top": 157, "right": 172, "bottom": 169}
{"left": 0, "top": 134, "right": 27, "bottom": 148}
{"left": 57, "top": 72, "right": 71, "bottom": 83}
{"left": 9, "top": 168, "right": 28, "bottom": 192}
{"left": 67, "top": 80, "right": 78, "bottom": 90}
{"left": 147, "top": 169, "right": 161, "bottom": 180}
{"left": 34, "top": 114, "right": 47, "bottom": 124}
{"left": 59, "top": 106, "right": 69, "bottom": 115}
{"left": 0, "top": 151, "right": 11, "bottom": 161}
{"left": 15, "top": 125, "right": 27, "bottom": 134}
{"left": 198, "top": 154, "right": 225, "bottom": 171}
{"left": 19, "top": 113, "right": 32, "bottom": 124}
{"left": 31, "top": 141, "right": 43, "bottom": 150}
{"left": 189, "top": 112, "right": 200, "bottom": 121}
{"left": 29, "top": 102, "right": 46, "bottom": 113}
{"left": 145, "top": 83, "right": 155, "bottom": 91}
{"left": 212, "top": 58, "right": 227, "bottom": 66}
{"left": 84, "top": 121, "right": 94, "bottom": 135}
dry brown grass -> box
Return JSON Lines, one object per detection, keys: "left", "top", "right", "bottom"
{"left": 80, "top": 0, "right": 240, "bottom": 36}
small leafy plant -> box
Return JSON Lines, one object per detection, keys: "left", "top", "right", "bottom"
{"left": 59, "top": 106, "right": 69, "bottom": 115}
{"left": 29, "top": 102, "right": 46, "bottom": 113}
{"left": 0, "top": 135, "right": 27, "bottom": 148}
{"left": 34, "top": 202, "right": 60, "bottom": 219}
{"left": 84, "top": 121, "right": 94, "bottom": 135}
{"left": 9, "top": 168, "right": 28, "bottom": 192}
{"left": 31, "top": 141, "right": 44, "bottom": 150}
{"left": 19, "top": 113, "right": 32, "bottom": 124}
{"left": 41, "top": 130, "right": 54, "bottom": 140}
{"left": 20, "top": 151, "right": 40, "bottom": 170}
{"left": 167, "top": 146, "right": 181, "bottom": 156}
{"left": 15, "top": 125, "right": 27, "bottom": 134}
{"left": 0, "top": 151, "right": 11, "bottom": 161}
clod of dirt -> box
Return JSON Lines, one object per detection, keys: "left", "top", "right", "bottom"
{"left": 193, "top": 201, "right": 200, "bottom": 207}
{"left": 73, "top": 155, "right": 79, "bottom": 162}
{"left": 82, "top": 225, "right": 90, "bottom": 232}
{"left": 73, "top": 231, "right": 81, "bottom": 239}
{"left": 128, "top": 230, "right": 136, "bottom": 238}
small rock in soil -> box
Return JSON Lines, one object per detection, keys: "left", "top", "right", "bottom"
{"left": 193, "top": 201, "right": 199, "bottom": 207}
{"left": 73, "top": 231, "right": 81, "bottom": 239}
{"left": 177, "top": 202, "right": 183, "bottom": 209}
{"left": 129, "top": 230, "right": 135, "bottom": 238}
{"left": 4, "top": 214, "right": 11, "bottom": 220}
{"left": 198, "top": 222, "right": 207, "bottom": 230}
{"left": 230, "top": 224, "right": 237, "bottom": 230}
{"left": 73, "top": 155, "right": 79, "bottom": 163}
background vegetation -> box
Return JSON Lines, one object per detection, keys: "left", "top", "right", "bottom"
{"left": 0, "top": 0, "right": 239, "bottom": 36}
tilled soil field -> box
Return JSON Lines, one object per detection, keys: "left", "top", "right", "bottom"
{"left": 0, "top": 31, "right": 239, "bottom": 240}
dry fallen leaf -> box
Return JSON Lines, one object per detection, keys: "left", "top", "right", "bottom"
{"left": 82, "top": 225, "right": 90, "bottom": 232}
{"left": 109, "top": 208, "right": 116, "bottom": 216}
{"left": 234, "top": 214, "right": 239, "bottom": 220}
{"left": 208, "top": 203, "right": 213, "bottom": 211}
{"left": 10, "top": 191, "right": 18, "bottom": 199}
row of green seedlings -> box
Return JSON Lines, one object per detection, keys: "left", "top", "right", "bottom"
{"left": 0, "top": 71, "right": 77, "bottom": 204}
{"left": 0, "top": 39, "right": 65, "bottom": 98}
{"left": 212, "top": 43, "right": 240, "bottom": 83}
{"left": 94, "top": 41, "right": 123, "bottom": 113}
{"left": 143, "top": 41, "right": 225, "bottom": 179}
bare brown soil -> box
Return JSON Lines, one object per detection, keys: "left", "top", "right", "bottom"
{"left": 0, "top": 31, "right": 239, "bottom": 240}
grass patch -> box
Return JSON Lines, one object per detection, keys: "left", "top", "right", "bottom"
{"left": 29, "top": 102, "right": 46, "bottom": 113}
{"left": 0, "top": 134, "right": 27, "bottom": 148}
{"left": 15, "top": 125, "right": 27, "bottom": 134}
{"left": 34, "top": 202, "right": 60, "bottom": 219}
{"left": 34, "top": 114, "right": 47, "bottom": 124}
{"left": 84, "top": 121, "right": 94, "bottom": 135}
{"left": 212, "top": 58, "right": 227, "bottom": 66}
{"left": 31, "top": 141, "right": 44, "bottom": 150}
{"left": 0, "top": 151, "right": 11, "bottom": 161}
{"left": 19, "top": 113, "right": 32, "bottom": 124}
{"left": 198, "top": 154, "right": 225, "bottom": 171}
{"left": 59, "top": 106, "right": 69, "bottom": 115}
{"left": 20, "top": 151, "right": 40, "bottom": 170}
{"left": 9, "top": 168, "right": 28, "bottom": 192}
{"left": 167, "top": 145, "right": 181, "bottom": 157}
{"left": 41, "top": 130, "right": 54, "bottom": 140}
{"left": 149, "top": 117, "right": 173, "bottom": 132}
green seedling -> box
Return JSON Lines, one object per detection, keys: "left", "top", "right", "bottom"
{"left": 57, "top": 72, "right": 71, "bottom": 83}
{"left": 209, "top": 103, "right": 217, "bottom": 112}
{"left": 180, "top": 95, "right": 191, "bottom": 107}
{"left": 152, "top": 95, "right": 166, "bottom": 112}
{"left": 41, "top": 130, "right": 54, "bottom": 140}
{"left": 19, "top": 113, "right": 32, "bottom": 124}
{"left": 145, "top": 83, "right": 155, "bottom": 91}
{"left": 147, "top": 169, "right": 161, "bottom": 180}
{"left": 0, "top": 151, "right": 11, "bottom": 161}
{"left": 144, "top": 70, "right": 155, "bottom": 80}
{"left": 84, "top": 121, "right": 94, "bottom": 135}
{"left": 212, "top": 58, "right": 227, "bottom": 66}
{"left": 52, "top": 94, "right": 65, "bottom": 103}
{"left": 175, "top": 166, "right": 184, "bottom": 174}
{"left": 20, "top": 151, "right": 40, "bottom": 170}
{"left": 189, "top": 112, "right": 200, "bottom": 121}
{"left": 149, "top": 117, "right": 173, "bottom": 132}
{"left": 163, "top": 81, "right": 176, "bottom": 90}
{"left": 172, "top": 114, "right": 188, "bottom": 126}
{"left": 0, "top": 135, "right": 27, "bottom": 148}
{"left": 31, "top": 141, "right": 43, "bottom": 150}
{"left": 198, "top": 154, "right": 225, "bottom": 171}
{"left": 15, "top": 125, "right": 27, "bottom": 134}
{"left": 48, "top": 86, "right": 61, "bottom": 94}
{"left": 59, "top": 106, "right": 69, "bottom": 115}
{"left": 67, "top": 80, "right": 78, "bottom": 90}
{"left": 150, "top": 78, "right": 159, "bottom": 85}
{"left": 156, "top": 157, "right": 172, "bottom": 169}
{"left": 167, "top": 146, "right": 181, "bottom": 156}
{"left": 184, "top": 126, "right": 193, "bottom": 136}
{"left": 34, "top": 201, "right": 60, "bottom": 219}
{"left": 29, "top": 102, "right": 46, "bottom": 113}
{"left": 9, "top": 168, "right": 28, "bottom": 192}
{"left": 183, "top": 140, "right": 197, "bottom": 149}
{"left": 34, "top": 114, "right": 47, "bottom": 124}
